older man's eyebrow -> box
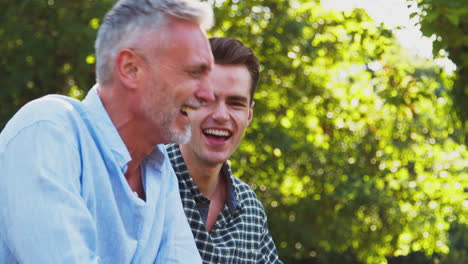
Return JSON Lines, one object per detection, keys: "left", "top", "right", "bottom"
{"left": 197, "top": 63, "right": 211, "bottom": 73}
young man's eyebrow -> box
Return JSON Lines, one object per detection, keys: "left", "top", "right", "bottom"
{"left": 226, "top": 95, "right": 249, "bottom": 103}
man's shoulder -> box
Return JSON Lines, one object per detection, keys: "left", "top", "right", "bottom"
{"left": 0, "top": 95, "right": 85, "bottom": 144}
{"left": 24, "top": 94, "right": 81, "bottom": 112}
{"left": 231, "top": 176, "right": 264, "bottom": 207}
{"left": 6, "top": 95, "right": 83, "bottom": 127}
{"left": 231, "top": 176, "right": 253, "bottom": 193}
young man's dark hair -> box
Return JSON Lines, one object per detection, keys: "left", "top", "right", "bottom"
{"left": 209, "top": 37, "right": 260, "bottom": 102}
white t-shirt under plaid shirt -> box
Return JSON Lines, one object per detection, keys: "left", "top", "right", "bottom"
{"left": 167, "top": 144, "right": 283, "bottom": 264}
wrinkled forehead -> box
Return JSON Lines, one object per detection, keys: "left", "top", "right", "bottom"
{"left": 147, "top": 19, "right": 212, "bottom": 67}
{"left": 163, "top": 19, "right": 210, "bottom": 51}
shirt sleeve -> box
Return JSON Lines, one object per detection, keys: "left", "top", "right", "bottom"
{"left": 0, "top": 120, "right": 99, "bottom": 263}
{"left": 259, "top": 214, "right": 284, "bottom": 264}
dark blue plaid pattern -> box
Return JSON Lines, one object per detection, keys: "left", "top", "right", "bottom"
{"left": 167, "top": 144, "right": 283, "bottom": 264}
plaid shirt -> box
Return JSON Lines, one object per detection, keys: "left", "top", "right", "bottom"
{"left": 167, "top": 144, "right": 283, "bottom": 264}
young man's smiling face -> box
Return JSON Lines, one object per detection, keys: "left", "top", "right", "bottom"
{"left": 180, "top": 63, "right": 253, "bottom": 167}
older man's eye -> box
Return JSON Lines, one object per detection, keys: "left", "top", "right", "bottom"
{"left": 190, "top": 70, "right": 202, "bottom": 77}
{"left": 187, "top": 65, "right": 209, "bottom": 78}
{"left": 184, "top": 68, "right": 200, "bottom": 78}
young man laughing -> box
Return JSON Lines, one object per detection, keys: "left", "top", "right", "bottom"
{"left": 168, "top": 37, "right": 283, "bottom": 264}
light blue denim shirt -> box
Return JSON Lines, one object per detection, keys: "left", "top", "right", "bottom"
{"left": 0, "top": 87, "right": 201, "bottom": 264}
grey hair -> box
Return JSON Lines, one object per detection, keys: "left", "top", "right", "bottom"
{"left": 94, "top": 0, "right": 214, "bottom": 85}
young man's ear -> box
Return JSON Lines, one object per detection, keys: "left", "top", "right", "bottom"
{"left": 248, "top": 100, "right": 255, "bottom": 125}
{"left": 115, "top": 49, "right": 144, "bottom": 90}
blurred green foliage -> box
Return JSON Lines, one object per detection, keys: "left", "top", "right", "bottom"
{"left": 1, "top": 0, "right": 467, "bottom": 263}
{"left": 407, "top": 0, "right": 468, "bottom": 144}
{"left": 0, "top": 0, "right": 113, "bottom": 128}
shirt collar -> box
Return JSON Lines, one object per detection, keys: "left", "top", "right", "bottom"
{"left": 168, "top": 144, "right": 240, "bottom": 214}
{"left": 220, "top": 162, "right": 239, "bottom": 215}
{"left": 82, "top": 85, "right": 131, "bottom": 173}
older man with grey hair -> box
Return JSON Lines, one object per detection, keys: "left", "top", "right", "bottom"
{"left": 0, "top": 0, "right": 215, "bottom": 263}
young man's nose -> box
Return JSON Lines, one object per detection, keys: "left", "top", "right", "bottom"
{"left": 212, "top": 103, "right": 229, "bottom": 121}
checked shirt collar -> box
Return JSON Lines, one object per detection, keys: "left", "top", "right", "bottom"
{"left": 168, "top": 144, "right": 240, "bottom": 224}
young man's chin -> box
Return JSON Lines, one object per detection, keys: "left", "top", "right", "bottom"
{"left": 201, "top": 151, "right": 231, "bottom": 165}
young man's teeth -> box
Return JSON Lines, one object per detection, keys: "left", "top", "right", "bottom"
{"left": 205, "top": 129, "right": 230, "bottom": 137}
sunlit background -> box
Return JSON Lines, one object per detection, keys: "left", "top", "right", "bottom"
{"left": 322, "top": 0, "right": 456, "bottom": 72}
{"left": 1, "top": 0, "right": 467, "bottom": 263}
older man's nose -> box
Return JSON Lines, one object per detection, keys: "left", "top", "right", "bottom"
{"left": 195, "top": 80, "right": 215, "bottom": 104}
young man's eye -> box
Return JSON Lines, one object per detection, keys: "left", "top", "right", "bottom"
{"left": 230, "top": 101, "right": 246, "bottom": 107}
